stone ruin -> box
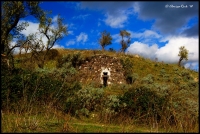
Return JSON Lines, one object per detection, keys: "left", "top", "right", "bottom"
{"left": 78, "top": 54, "right": 126, "bottom": 86}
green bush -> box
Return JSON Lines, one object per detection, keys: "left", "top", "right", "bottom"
{"left": 173, "top": 77, "right": 180, "bottom": 84}
{"left": 141, "top": 74, "right": 154, "bottom": 84}
{"left": 160, "top": 69, "right": 166, "bottom": 77}
{"left": 104, "top": 95, "right": 121, "bottom": 115}
{"left": 119, "top": 86, "right": 167, "bottom": 120}
{"left": 64, "top": 86, "right": 104, "bottom": 116}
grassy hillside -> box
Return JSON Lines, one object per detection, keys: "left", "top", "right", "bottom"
{"left": 1, "top": 48, "right": 199, "bottom": 132}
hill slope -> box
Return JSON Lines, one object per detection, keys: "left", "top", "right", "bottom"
{"left": 2, "top": 48, "right": 199, "bottom": 132}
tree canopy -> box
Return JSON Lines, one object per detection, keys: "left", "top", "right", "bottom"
{"left": 99, "top": 30, "right": 112, "bottom": 51}
{"left": 1, "top": 1, "right": 45, "bottom": 55}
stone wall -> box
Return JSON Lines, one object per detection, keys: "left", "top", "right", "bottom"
{"left": 78, "top": 54, "right": 126, "bottom": 85}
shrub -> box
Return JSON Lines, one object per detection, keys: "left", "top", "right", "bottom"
{"left": 187, "top": 80, "right": 198, "bottom": 89}
{"left": 181, "top": 70, "right": 190, "bottom": 77}
{"left": 160, "top": 69, "right": 166, "bottom": 76}
{"left": 104, "top": 95, "right": 121, "bottom": 115}
{"left": 119, "top": 86, "right": 167, "bottom": 121}
{"left": 162, "top": 74, "right": 170, "bottom": 82}
{"left": 141, "top": 74, "right": 154, "bottom": 84}
{"left": 173, "top": 77, "right": 180, "bottom": 84}
{"left": 64, "top": 86, "right": 104, "bottom": 116}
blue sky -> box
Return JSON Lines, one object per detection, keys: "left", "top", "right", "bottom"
{"left": 16, "top": 1, "right": 199, "bottom": 71}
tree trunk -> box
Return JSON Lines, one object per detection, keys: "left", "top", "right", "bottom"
{"left": 102, "top": 46, "right": 105, "bottom": 51}
{"left": 178, "top": 58, "right": 183, "bottom": 67}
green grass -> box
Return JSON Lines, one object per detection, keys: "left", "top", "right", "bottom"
{"left": 2, "top": 111, "right": 168, "bottom": 133}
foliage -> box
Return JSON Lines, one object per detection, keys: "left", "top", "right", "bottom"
{"left": 99, "top": 30, "right": 112, "bottom": 51}
{"left": 64, "top": 86, "right": 104, "bottom": 117}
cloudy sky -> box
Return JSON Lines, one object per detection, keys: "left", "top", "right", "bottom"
{"left": 17, "top": 1, "right": 199, "bottom": 71}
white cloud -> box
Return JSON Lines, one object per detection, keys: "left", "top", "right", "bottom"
{"left": 10, "top": 41, "right": 20, "bottom": 54}
{"left": 128, "top": 30, "right": 161, "bottom": 39}
{"left": 112, "top": 30, "right": 162, "bottom": 45}
{"left": 68, "top": 30, "right": 74, "bottom": 35}
{"left": 80, "top": 2, "right": 135, "bottom": 28}
{"left": 133, "top": 2, "right": 140, "bottom": 13}
{"left": 66, "top": 40, "right": 75, "bottom": 46}
{"left": 143, "top": 30, "right": 161, "bottom": 38}
{"left": 72, "top": 14, "right": 90, "bottom": 20}
{"left": 127, "top": 36, "right": 199, "bottom": 69}
{"left": 112, "top": 33, "right": 121, "bottom": 44}
{"left": 52, "top": 15, "right": 58, "bottom": 23}
{"left": 18, "top": 20, "right": 50, "bottom": 45}
{"left": 15, "top": 20, "right": 66, "bottom": 54}
{"left": 18, "top": 20, "right": 39, "bottom": 36}
{"left": 76, "top": 32, "right": 88, "bottom": 43}
{"left": 104, "top": 13, "right": 127, "bottom": 28}
{"left": 67, "top": 23, "right": 76, "bottom": 30}
{"left": 98, "top": 22, "right": 101, "bottom": 27}
{"left": 155, "top": 37, "right": 198, "bottom": 63}
{"left": 127, "top": 42, "right": 158, "bottom": 59}
{"left": 52, "top": 43, "right": 65, "bottom": 49}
